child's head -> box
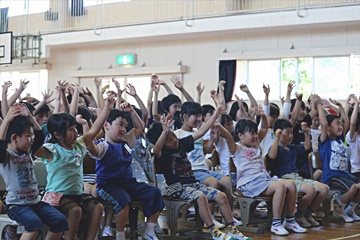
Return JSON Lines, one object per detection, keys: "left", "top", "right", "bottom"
{"left": 202, "top": 104, "right": 215, "bottom": 122}
{"left": 273, "top": 119, "right": 293, "bottom": 145}
{"left": 235, "top": 119, "right": 258, "bottom": 147}
{"left": 326, "top": 114, "right": 343, "bottom": 138}
{"left": 47, "top": 113, "right": 78, "bottom": 145}
{"left": 180, "top": 101, "right": 202, "bottom": 129}
{"left": 5, "top": 115, "right": 34, "bottom": 154}
{"left": 221, "top": 114, "right": 234, "bottom": 133}
{"left": 229, "top": 101, "right": 249, "bottom": 121}
{"left": 161, "top": 94, "right": 181, "bottom": 117}
{"left": 76, "top": 106, "right": 94, "bottom": 135}
{"left": 21, "top": 102, "right": 36, "bottom": 116}
{"left": 290, "top": 98, "right": 306, "bottom": 122}
{"left": 146, "top": 122, "right": 179, "bottom": 150}
{"left": 35, "top": 104, "right": 50, "bottom": 127}
{"left": 268, "top": 103, "right": 280, "bottom": 128}
{"left": 310, "top": 115, "right": 320, "bottom": 130}
{"left": 104, "top": 109, "right": 131, "bottom": 142}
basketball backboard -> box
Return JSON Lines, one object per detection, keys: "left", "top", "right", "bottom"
{"left": 0, "top": 31, "right": 12, "bottom": 65}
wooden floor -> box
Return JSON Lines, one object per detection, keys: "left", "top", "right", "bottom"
{"left": 157, "top": 215, "right": 360, "bottom": 240}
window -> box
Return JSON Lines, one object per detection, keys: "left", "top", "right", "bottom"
{"left": 0, "top": 70, "right": 48, "bottom": 100}
{"left": 83, "top": 0, "right": 130, "bottom": 7}
{"left": 0, "top": 0, "right": 49, "bottom": 17}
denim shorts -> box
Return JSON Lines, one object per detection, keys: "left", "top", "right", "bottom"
{"left": 180, "top": 182, "right": 220, "bottom": 203}
{"left": 193, "top": 169, "right": 226, "bottom": 184}
{"left": 6, "top": 201, "right": 68, "bottom": 233}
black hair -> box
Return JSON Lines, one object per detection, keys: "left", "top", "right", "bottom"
{"left": 180, "top": 101, "right": 202, "bottom": 121}
{"left": 220, "top": 114, "right": 233, "bottom": 127}
{"left": 326, "top": 114, "right": 341, "bottom": 126}
{"left": 5, "top": 116, "right": 34, "bottom": 145}
{"left": 146, "top": 122, "right": 163, "bottom": 146}
{"left": 106, "top": 109, "right": 131, "bottom": 131}
{"left": 21, "top": 102, "right": 36, "bottom": 115}
{"left": 202, "top": 104, "right": 215, "bottom": 116}
{"left": 161, "top": 94, "right": 181, "bottom": 113}
{"left": 269, "top": 103, "right": 280, "bottom": 118}
{"left": 149, "top": 101, "right": 164, "bottom": 117}
{"left": 76, "top": 106, "right": 94, "bottom": 135}
{"left": 47, "top": 113, "right": 77, "bottom": 144}
{"left": 229, "top": 101, "right": 249, "bottom": 121}
{"left": 126, "top": 106, "right": 143, "bottom": 131}
{"left": 273, "top": 119, "right": 293, "bottom": 133}
{"left": 35, "top": 104, "right": 50, "bottom": 116}
{"left": 290, "top": 98, "right": 306, "bottom": 112}
{"left": 234, "top": 119, "right": 258, "bottom": 137}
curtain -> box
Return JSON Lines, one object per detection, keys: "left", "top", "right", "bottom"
{"left": 0, "top": 7, "right": 9, "bottom": 33}
{"left": 219, "top": 60, "right": 236, "bottom": 103}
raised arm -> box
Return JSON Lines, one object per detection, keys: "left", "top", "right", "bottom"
{"left": 315, "top": 95, "right": 328, "bottom": 143}
{"left": 94, "top": 78, "right": 106, "bottom": 110}
{"left": 112, "top": 78, "right": 125, "bottom": 109}
{"left": 283, "top": 80, "right": 295, "bottom": 120}
{"left": 196, "top": 82, "right": 205, "bottom": 104}
{"left": 289, "top": 93, "right": 303, "bottom": 127}
{"left": 8, "top": 79, "right": 29, "bottom": 106}
{"left": 121, "top": 102, "right": 145, "bottom": 146}
{"left": 330, "top": 98, "right": 349, "bottom": 135}
{"left": 267, "top": 129, "right": 282, "bottom": 160}
{"left": 0, "top": 104, "right": 21, "bottom": 140}
{"left": 151, "top": 82, "right": 161, "bottom": 122}
{"left": 1, "top": 81, "right": 11, "bottom": 118}
{"left": 216, "top": 122, "right": 237, "bottom": 155}
{"left": 349, "top": 95, "right": 359, "bottom": 140}
{"left": 126, "top": 83, "right": 148, "bottom": 124}
{"left": 193, "top": 105, "right": 222, "bottom": 141}
{"left": 158, "top": 78, "right": 174, "bottom": 94}
{"left": 153, "top": 114, "right": 174, "bottom": 158}
{"left": 263, "top": 83, "right": 270, "bottom": 110}
{"left": 171, "top": 75, "right": 194, "bottom": 101}
{"left": 82, "top": 87, "right": 98, "bottom": 108}
{"left": 69, "top": 85, "right": 80, "bottom": 117}
{"left": 34, "top": 89, "right": 54, "bottom": 115}
{"left": 235, "top": 94, "right": 249, "bottom": 119}
{"left": 240, "top": 84, "right": 258, "bottom": 110}
{"left": 83, "top": 97, "right": 115, "bottom": 155}
{"left": 301, "top": 122, "right": 311, "bottom": 151}
{"left": 257, "top": 107, "right": 269, "bottom": 143}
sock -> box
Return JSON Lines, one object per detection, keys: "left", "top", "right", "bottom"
{"left": 304, "top": 208, "right": 314, "bottom": 218}
{"left": 226, "top": 222, "right": 240, "bottom": 235}
{"left": 346, "top": 201, "right": 358, "bottom": 211}
{"left": 115, "top": 231, "right": 125, "bottom": 240}
{"left": 209, "top": 224, "right": 222, "bottom": 238}
{"left": 285, "top": 215, "right": 295, "bottom": 223}
{"left": 144, "top": 222, "right": 158, "bottom": 239}
{"left": 295, "top": 211, "right": 304, "bottom": 218}
{"left": 272, "top": 218, "right": 282, "bottom": 227}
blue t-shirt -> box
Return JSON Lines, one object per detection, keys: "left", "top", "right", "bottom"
{"left": 267, "top": 144, "right": 304, "bottom": 177}
{"left": 319, "top": 136, "right": 351, "bottom": 184}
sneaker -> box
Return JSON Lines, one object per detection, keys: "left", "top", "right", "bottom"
{"left": 227, "top": 231, "right": 252, "bottom": 240}
{"left": 145, "top": 231, "right": 159, "bottom": 240}
{"left": 4, "top": 226, "right": 19, "bottom": 240}
{"left": 305, "top": 215, "right": 320, "bottom": 227}
{"left": 257, "top": 201, "right": 267, "bottom": 208}
{"left": 333, "top": 206, "right": 354, "bottom": 223}
{"left": 205, "top": 216, "right": 226, "bottom": 229}
{"left": 137, "top": 223, "right": 146, "bottom": 238}
{"left": 295, "top": 216, "right": 312, "bottom": 228}
{"left": 270, "top": 225, "right": 289, "bottom": 236}
{"left": 232, "top": 217, "right": 243, "bottom": 226}
{"left": 154, "top": 223, "right": 164, "bottom": 234}
{"left": 212, "top": 232, "right": 236, "bottom": 240}
{"left": 101, "top": 226, "right": 113, "bottom": 237}
{"left": 345, "top": 208, "right": 360, "bottom": 221}
{"left": 249, "top": 209, "right": 267, "bottom": 219}
{"left": 283, "top": 220, "right": 307, "bottom": 233}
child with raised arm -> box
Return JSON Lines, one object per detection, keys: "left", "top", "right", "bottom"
{"left": 175, "top": 101, "right": 241, "bottom": 227}
{"left": 317, "top": 95, "right": 360, "bottom": 222}
{"left": 346, "top": 95, "right": 360, "bottom": 178}
{"left": 34, "top": 97, "right": 116, "bottom": 240}
{"left": 228, "top": 118, "right": 306, "bottom": 236}
{"left": 90, "top": 102, "right": 164, "bottom": 240}
{"left": 147, "top": 110, "right": 251, "bottom": 240}
{"left": 266, "top": 119, "right": 329, "bottom": 228}
{"left": 0, "top": 104, "right": 68, "bottom": 240}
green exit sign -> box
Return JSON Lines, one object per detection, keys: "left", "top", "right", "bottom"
{"left": 116, "top": 54, "right": 136, "bottom": 65}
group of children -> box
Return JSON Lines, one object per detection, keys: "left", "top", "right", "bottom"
{"left": 1, "top": 75, "right": 360, "bottom": 240}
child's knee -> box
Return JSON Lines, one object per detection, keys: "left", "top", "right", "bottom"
{"left": 205, "top": 178, "right": 220, "bottom": 189}
{"left": 196, "top": 194, "right": 208, "bottom": 205}
{"left": 215, "top": 191, "right": 228, "bottom": 205}
{"left": 68, "top": 206, "right": 82, "bottom": 218}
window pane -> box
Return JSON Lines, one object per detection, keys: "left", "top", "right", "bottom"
{"left": 281, "top": 58, "right": 296, "bottom": 99}
{"left": 350, "top": 55, "right": 360, "bottom": 96}
{"left": 313, "top": 57, "right": 349, "bottom": 99}
{"left": 298, "top": 58, "right": 313, "bottom": 101}
{"left": 0, "top": 0, "right": 49, "bottom": 17}
{"left": 247, "top": 60, "right": 280, "bottom": 101}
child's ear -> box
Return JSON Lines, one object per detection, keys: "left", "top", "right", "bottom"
{"left": 54, "top": 132, "right": 62, "bottom": 140}
{"left": 11, "top": 134, "right": 18, "bottom": 143}
{"left": 182, "top": 113, "right": 188, "bottom": 121}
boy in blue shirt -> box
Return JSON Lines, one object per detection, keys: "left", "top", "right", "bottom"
{"left": 90, "top": 102, "right": 165, "bottom": 240}
{"left": 267, "top": 119, "right": 329, "bottom": 228}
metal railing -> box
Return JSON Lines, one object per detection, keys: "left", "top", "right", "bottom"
{"left": 1, "top": 0, "right": 359, "bottom": 36}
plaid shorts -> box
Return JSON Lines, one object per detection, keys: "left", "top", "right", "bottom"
{"left": 281, "top": 172, "right": 317, "bottom": 191}
{"left": 180, "top": 182, "right": 220, "bottom": 203}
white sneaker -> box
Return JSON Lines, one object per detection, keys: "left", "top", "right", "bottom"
{"left": 233, "top": 217, "right": 243, "bottom": 226}
{"left": 270, "top": 225, "right": 289, "bottom": 236}
{"left": 206, "top": 215, "right": 225, "bottom": 229}
{"left": 137, "top": 223, "right": 146, "bottom": 238}
{"left": 212, "top": 232, "right": 235, "bottom": 240}
{"left": 101, "top": 226, "right": 113, "bottom": 237}
{"left": 144, "top": 231, "right": 159, "bottom": 240}
{"left": 333, "top": 206, "right": 354, "bottom": 223}
{"left": 227, "top": 231, "right": 252, "bottom": 240}
{"left": 345, "top": 208, "right": 360, "bottom": 221}
{"left": 283, "top": 220, "right": 307, "bottom": 233}
{"left": 154, "top": 223, "right": 164, "bottom": 234}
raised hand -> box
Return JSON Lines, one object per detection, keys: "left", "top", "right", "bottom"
{"left": 119, "top": 102, "right": 133, "bottom": 112}
{"left": 210, "top": 89, "right": 216, "bottom": 100}
{"left": 240, "top": 84, "right": 249, "bottom": 93}
{"left": 295, "top": 92, "right": 303, "bottom": 101}
{"left": 196, "top": 82, "right": 205, "bottom": 95}
{"left": 329, "top": 98, "right": 342, "bottom": 107}
{"left": 19, "top": 79, "right": 30, "bottom": 91}
{"left": 42, "top": 89, "right": 55, "bottom": 104}
{"left": 218, "top": 80, "right": 226, "bottom": 92}
{"left": 152, "top": 82, "right": 160, "bottom": 94}
{"left": 256, "top": 106, "right": 265, "bottom": 116}
{"left": 104, "top": 96, "right": 116, "bottom": 108}
{"left": 94, "top": 78, "right": 101, "bottom": 88}
{"left": 126, "top": 83, "right": 137, "bottom": 97}
{"left": 274, "top": 128, "right": 282, "bottom": 138}
{"left": 19, "top": 103, "right": 32, "bottom": 117}
{"left": 76, "top": 114, "right": 88, "bottom": 126}
{"left": 2, "top": 81, "right": 12, "bottom": 94}
{"left": 4, "top": 104, "right": 22, "bottom": 121}
{"left": 263, "top": 83, "right": 270, "bottom": 96}
{"left": 287, "top": 80, "right": 295, "bottom": 93}
{"left": 112, "top": 78, "right": 126, "bottom": 95}
{"left": 170, "top": 75, "right": 182, "bottom": 89}
{"left": 160, "top": 114, "right": 174, "bottom": 132}
{"left": 321, "top": 98, "right": 331, "bottom": 108}
{"left": 301, "top": 122, "right": 310, "bottom": 133}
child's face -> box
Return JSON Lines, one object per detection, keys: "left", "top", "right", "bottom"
{"left": 279, "top": 127, "right": 293, "bottom": 145}
{"left": 63, "top": 125, "right": 78, "bottom": 145}
{"left": 168, "top": 102, "right": 181, "bottom": 117}
{"left": 223, "top": 120, "right": 234, "bottom": 133}
{"left": 203, "top": 112, "right": 213, "bottom": 123}
{"left": 297, "top": 108, "right": 307, "bottom": 122}
{"left": 239, "top": 131, "right": 258, "bottom": 148}
{"left": 328, "top": 118, "right": 343, "bottom": 138}
{"left": 14, "top": 127, "right": 34, "bottom": 153}
{"left": 184, "top": 113, "right": 202, "bottom": 128}
{"left": 105, "top": 117, "right": 128, "bottom": 142}
{"left": 36, "top": 112, "right": 49, "bottom": 126}
{"left": 163, "top": 131, "right": 179, "bottom": 150}
{"left": 311, "top": 117, "right": 320, "bottom": 130}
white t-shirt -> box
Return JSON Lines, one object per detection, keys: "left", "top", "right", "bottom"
{"left": 310, "top": 128, "right": 321, "bottom": 152}
{"left": 260, "top": 129, "right": 275, "bottom": 159}
{"left": 215, "top": 136, "right": 231, "bottom": 175}
{"left": 346, "top": 131, "right": 360, "bottom": 174}
{"left": 174, "top": 129, "right": 208, "bottom": 171}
